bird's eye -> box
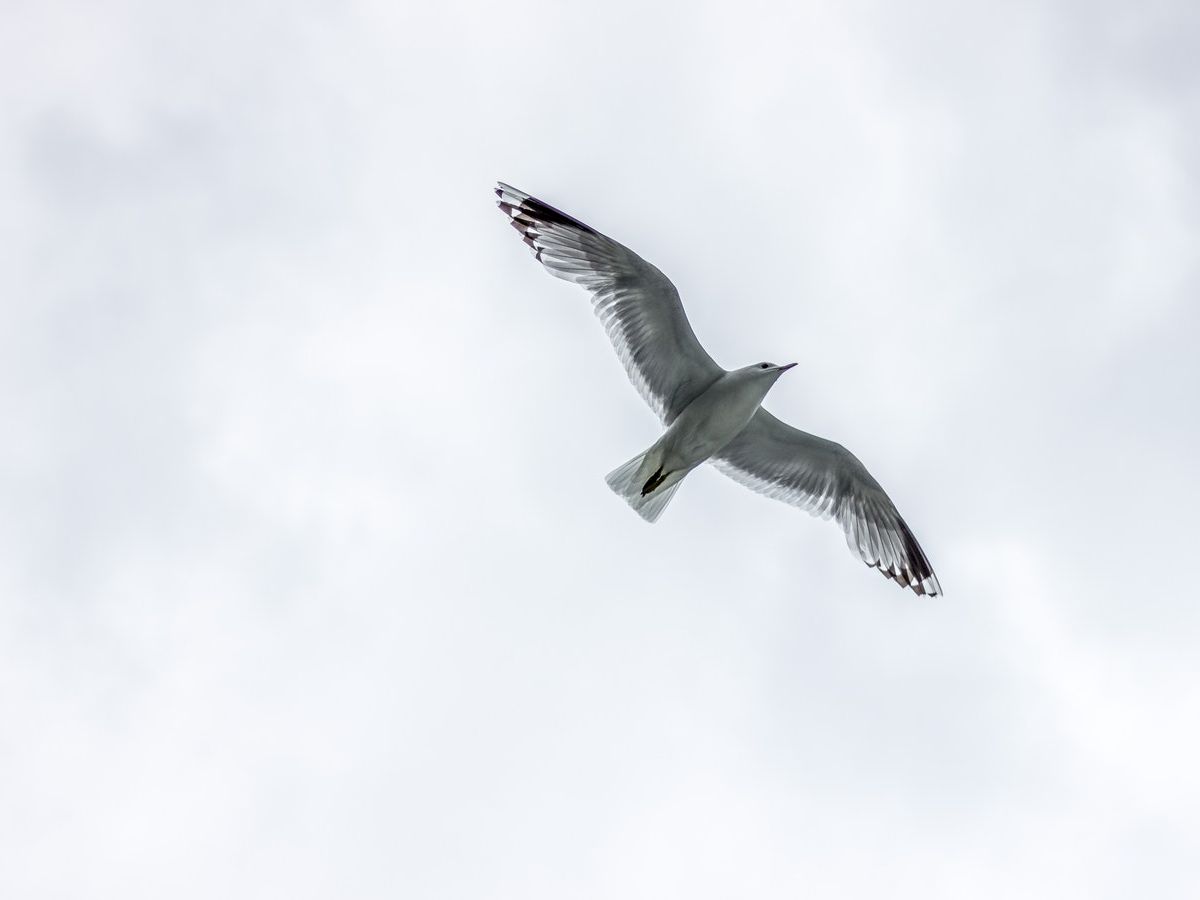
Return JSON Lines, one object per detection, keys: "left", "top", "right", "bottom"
{"left": 759, "top": 363, "right": 770, "bottom": 369}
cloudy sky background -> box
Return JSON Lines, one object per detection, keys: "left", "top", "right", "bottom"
{"left": 3, "top": 1, "right": 1198, "bottom": 897}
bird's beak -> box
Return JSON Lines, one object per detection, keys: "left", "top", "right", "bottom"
{"left": 778, "top": 362, "right": 798, "bottom": 373}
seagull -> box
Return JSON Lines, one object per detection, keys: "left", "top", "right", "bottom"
{"left": 496, "top": 182, "right": 942, "bottom": 597}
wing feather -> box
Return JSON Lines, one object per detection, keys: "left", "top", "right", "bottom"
{"left": 713, "top": 409, "right": 942, "bottom": 596}
{"left": 496, "top": 183, "right": 723, "bottom": 423}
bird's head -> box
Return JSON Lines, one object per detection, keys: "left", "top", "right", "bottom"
{"left": 729, "top": 361, "right": 798, "bottom": 401}
{"left": 737, "top": 361, "right": 798, "bottom": 380}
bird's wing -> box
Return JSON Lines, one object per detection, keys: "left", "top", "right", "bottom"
{"left": 496, "top": 182, "right": 723, "bottom": 424}
{"left": 712, "top": 409, "right": 942, "bottom": 596}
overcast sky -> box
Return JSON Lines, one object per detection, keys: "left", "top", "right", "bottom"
{"left": 2, "top": 1, "right": 1199, "bottom": 898}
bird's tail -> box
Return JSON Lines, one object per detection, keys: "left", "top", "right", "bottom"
{"left": 604, "top": 448, "right": 686, "bottom": 523}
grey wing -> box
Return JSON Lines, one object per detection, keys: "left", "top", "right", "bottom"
{"left": 713, "top": 409, "right": 942, "bottom": 597}
{"left": 496, "top": 182, "right": 724, "bottom": 424}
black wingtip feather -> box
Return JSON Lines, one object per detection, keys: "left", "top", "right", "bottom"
{"left": 866, "top": 524, "right": 939, "bottom": 596}
{"left": 896, "top": 517, "right": 939, "bottom": 596}
{"left": 496, "top": 183, "right": 600, "bottom": 236}
{"left": 519, "top": 195, "right": 599, "bottom": 234}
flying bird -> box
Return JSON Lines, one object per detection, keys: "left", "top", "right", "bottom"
{"left": 495, "top": 182, "right": 941, "bottom": 596}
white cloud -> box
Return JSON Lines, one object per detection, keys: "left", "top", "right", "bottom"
{"left": 2, "top": 1, "right": 1197, "bottom": 897}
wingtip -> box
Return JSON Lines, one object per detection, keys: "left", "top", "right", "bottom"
{"left": 870, "top": 559, "right": 942, "bottom": 597}
{"left": 910, "top": 572, "right": 943, "bottom": 598}
{"left": 495, "top": 181, "right": 526, "bottom": 201}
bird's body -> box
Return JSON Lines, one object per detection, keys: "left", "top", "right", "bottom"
{"left": 606, "top": 364, "right": 794, "bottom": 521}
{"left": 496, "top": 182, "right": 942, "bottom": 596}
{"left": 663, "top": 365, "right": 787, "bottom": 466}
